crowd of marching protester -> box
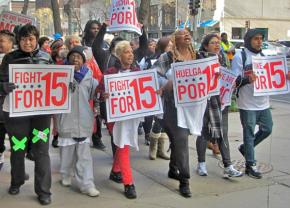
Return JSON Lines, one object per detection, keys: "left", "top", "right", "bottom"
{"left": 0, "top": 19, "right": 290, "bottom": 206}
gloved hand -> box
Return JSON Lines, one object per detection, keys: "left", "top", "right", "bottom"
{"left": 2, "top": 82, "right": 16, "bottom": 94}
{"left": 69, "top": 82, "right": 76, "bottom": 93}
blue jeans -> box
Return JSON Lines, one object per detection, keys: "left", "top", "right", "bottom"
{"left": 239, "top": 108, "right": 273, "bottom": 166}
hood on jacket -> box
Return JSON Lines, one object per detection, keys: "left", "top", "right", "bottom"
{"left": 244, "top": 29, "right": 264, "bottom": 54}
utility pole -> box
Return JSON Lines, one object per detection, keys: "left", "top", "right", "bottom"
{"left": 64, "top": 0, "right": 73, "bottom": 35}
{"left": 51, "top": 0, "right": 63, "bottom": 35}
{"left": 188, "top": 0, "right": 201, "bottom": 44}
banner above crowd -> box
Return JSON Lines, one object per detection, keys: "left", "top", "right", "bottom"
{"left": 0, "top": 11, "right": 36, "bottom": 32}
{"left": 107, "top": 0, "right": 142, "bottom": 35}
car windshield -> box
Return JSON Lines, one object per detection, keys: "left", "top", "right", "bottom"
{"left": 278, "top": 41, "right": 290, "bottom": 47}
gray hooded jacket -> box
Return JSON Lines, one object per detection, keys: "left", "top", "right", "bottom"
{"left": 56, "top": 69, "right": 98, "bottom": 138}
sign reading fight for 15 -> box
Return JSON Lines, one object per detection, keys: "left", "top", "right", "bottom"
{"left": 253, "top": 55, "right": 290, "bottom": 96}
{"left": 104, "top": 69, "right": 163, "bottom": 122}
{"left": 9, "top": 64, "right": 74, "bottom": 117}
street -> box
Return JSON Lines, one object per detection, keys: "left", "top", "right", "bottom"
{"left": 271, "top": 94, "right": 290, "bottom": 103}
{"left": 0, "top": 101, "right": 290, "bottom": 208}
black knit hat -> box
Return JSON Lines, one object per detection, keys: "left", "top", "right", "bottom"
{"left": 67, "top": 46, "right": 86, "bottom": 62}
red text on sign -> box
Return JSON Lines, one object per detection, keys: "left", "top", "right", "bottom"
{"left": 110, "top": 76, "right": 156, "bottom": 115}
{"left": 177, "top": 82, "right": 206, "bottom": 101}
{"left": 14, "top": 72, "right": 68, "bottom": 109}
{"left": 255, "top": 61, "right": 286, "bottom": 90}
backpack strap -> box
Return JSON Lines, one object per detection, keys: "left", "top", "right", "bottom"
{"left": 241, "top": 48, "right": 247, "bottom": 70}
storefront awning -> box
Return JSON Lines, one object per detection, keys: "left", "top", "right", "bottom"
{"left": 199, "top": 20, "right": 219, "bottom": 27}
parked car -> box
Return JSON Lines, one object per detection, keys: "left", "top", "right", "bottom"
{"left": 277, "top": 40, "right": 290, "bottom": 57}
{"left": 262, "top": 41, "right": 290, "bottom": 56}
{"left": 230, "top": 39, "right": 289, "bottom": 57}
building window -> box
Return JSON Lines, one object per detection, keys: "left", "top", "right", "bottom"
{"left": 149, "top": 5, "right": 158, "bottom": 27}
{"left": 162, "top": 3, "right": 175, "bottom": 30}
{"left": 232, "top": 27, "right": 246, "bottom": 39}
{"left": 149, "top": 33, "right": 158, "bottom": 39}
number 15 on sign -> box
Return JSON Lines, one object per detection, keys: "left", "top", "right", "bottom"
{"left": 104, "top": 69, "right": 163, "bottom": 122}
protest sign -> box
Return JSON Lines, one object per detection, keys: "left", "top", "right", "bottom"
{"left": 172, "top": 56, "right": 220, "bottom": 107}
{"left": 0, "top": 11, "right": 36, "bottom": 32}
{"left": 253, "top": 55, "right": 290, "bottom": 96}
{"left": 9, "top": 64, "right": 74, "bottom": 117}
{"left": 108, "top": 0, "right": 141, "bottom": 35}
{"left": 104, "top": 69, "right": 163, "bottom": 122}
{"left": 220, "top": 67, "right": 237, "bottom": 110}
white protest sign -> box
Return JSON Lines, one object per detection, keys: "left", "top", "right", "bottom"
{"left": 220, "top": 67, "right": 237, "bottom": 110}
{"left": 9, "top": 64, "right": 74, "bottom": 117}
{"left": 172, "top": 56, "right": 220, "bottom": 107}
{"left": 253, "top": 55, "right": 290, "bottom": 96}
{"left": 104, "top": 69, "right": 163, "bottom": 122}
{"left": 0, "top": 11, "right": 36, "bottom": 32}
{"left": 108, "top": 0, "right": 141, "bottom": 35}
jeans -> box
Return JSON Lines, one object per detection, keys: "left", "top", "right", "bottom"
{"left": 239, "top": 108, "right": 273, "bottom": 166}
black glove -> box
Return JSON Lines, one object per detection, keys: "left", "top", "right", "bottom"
{"left": 2, "top": 82, "right": 16, "bottom": 94}
{"left": 69, "top": 82, "right": 76, "bottom": 93}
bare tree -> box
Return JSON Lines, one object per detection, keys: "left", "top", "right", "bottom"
{"left": 51, "top": 0, "right": 63, "bottom": 34}
{"left": 21, "top": 0, "right": 29, "bottom": 15}
{"left": 138, "top": 0, "right": 151, "bottom": 25}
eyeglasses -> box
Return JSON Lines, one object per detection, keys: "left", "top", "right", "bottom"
{"left": 209, "top": 41, "right": 220, "bottom": 45}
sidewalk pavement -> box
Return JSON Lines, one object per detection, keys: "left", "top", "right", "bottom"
{"left": 0, "top": 101, "right": 290, "bottom": 208}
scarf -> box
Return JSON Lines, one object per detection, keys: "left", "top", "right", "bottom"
{"left": 74, "top": 65, "right": 89, "bottom": 83}
{"left": 208, "top": 95, "right": 223, "bottom": 138}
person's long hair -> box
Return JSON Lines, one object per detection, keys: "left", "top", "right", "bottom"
{"left": 155, "top": 36, "right": 170, "bottom": 58}
{"left": 82, "top": 20, "right": 101, "bottom": 46}
{"left": 170, "top": 29, "right": 196, "bottom": 62}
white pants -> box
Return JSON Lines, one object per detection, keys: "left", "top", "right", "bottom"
{"left": 59, "top": 143, "right": 95, "bottom": 191}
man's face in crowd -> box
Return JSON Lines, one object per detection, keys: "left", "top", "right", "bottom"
{"left": 251, "top": 34, "right": 263, "bottom": 51}
{"left": 89, "top": 23, "right": 99, "bottom": 38}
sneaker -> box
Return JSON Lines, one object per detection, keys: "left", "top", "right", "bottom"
{"left": 92, "top": 139, "right": 106, "bottom": 150}
{"left": 197, "top": 162, "right": 208, "bottom": 176}
{"left": 61, "top": 177, "right": 71, "bottom": 187}
{"left": 238, "top": 145, "right": 245, "bottom": 157}
{"left": 109, "top": 171, "right": 122, "bottom": 183}
{"left": 0, "top": 153, "right": 4, "bottom": 171}
{"left": 224, "top": 165, "right": 243, "bottom": 178}
{"left": 82, "top": 187, "right": 100, "bottom": 197}
{"left": 245, "top": 165, "right": 262, "bottom": 179}
{"left": 124, "top": 184, "right": 137, "bottom": 199}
